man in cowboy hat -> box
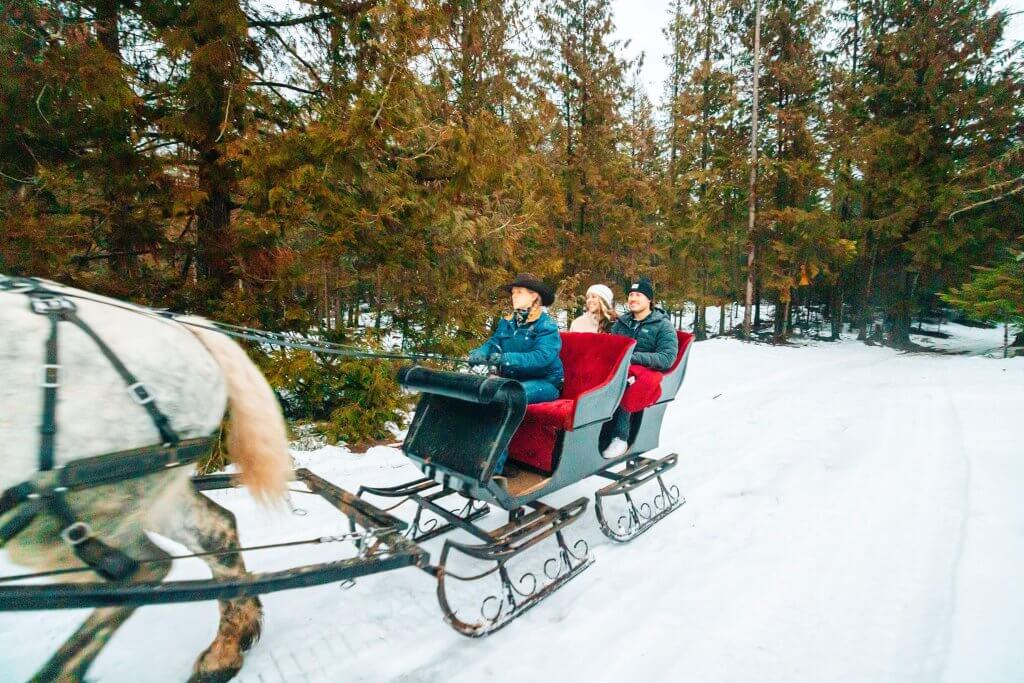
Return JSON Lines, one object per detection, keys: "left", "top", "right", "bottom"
{"left": 468, "top": 273, "right": 564, "bottom": 474}
{"left": 602, "top": 276, "right": 678, "bottom": 459}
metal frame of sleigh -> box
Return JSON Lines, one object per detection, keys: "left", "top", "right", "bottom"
{"left": 1, "top": 329, "right": 695, "bottom": 638}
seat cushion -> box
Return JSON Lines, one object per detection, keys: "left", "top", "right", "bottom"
{"left": 620, "top": 364, "right": 664, "bottom": 413}
{"left": 508, "top": 422, "right": 560, "bottom": 472}
{"left": 508, "top": 334, "right": 636, "bottom": 474}
{"left": 523, "top": 399, "right": 575, "bottom": 430}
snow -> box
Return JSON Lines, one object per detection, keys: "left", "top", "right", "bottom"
{"left": 910, "top": 321, "right": 1014, "bottom": 358}
{"left": 2, "top": 326, "right": 1022, "bottom": 682}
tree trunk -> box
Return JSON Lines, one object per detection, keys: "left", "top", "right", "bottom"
{"left": 196, "top": 157, "right": 235, "bottom": 288}
{"left": 886, "top": 269, "right": 918, "bottom": 349}
{"left": 695, "top": 269, "right": 709, "bottom": 341}
{"left": 773, "top": 292, "right": 784, "bottom": 339}
{"left": 742, "top": 0, "right": 762, "bottom": 341}
{"left": 94, "top": 0, "right": 140, "bottom": 281}
{"left": 697, "top": 303, "right": 707, "bottom": 341}
{"left": 775, "top": 295, "right": 791, "bottom": 342}
{"left": 830, "top": 282, "right": 843, "bottom": 340}
{"left": 857, "top": 231, "right": 878, "bottom": 341}
{"left": 754, "top": 278, "right": 762, "bottom": 326}
{"left": 187, "top": 0, "right": 247, "bottom": 295}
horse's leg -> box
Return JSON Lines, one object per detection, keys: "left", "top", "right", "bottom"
{"left": 30, "top": 537, "right": 172, "bottom": 683}
{"left": 156, "top": 484, "right": 263, "bottom": 683}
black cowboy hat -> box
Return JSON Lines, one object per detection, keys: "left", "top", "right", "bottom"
{"left": 505, "top": 273, "right": 555, "bottom": 306}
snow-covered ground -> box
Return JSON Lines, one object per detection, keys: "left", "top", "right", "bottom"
{"left": 2, "top": 326, "right": 1022, "bottom": 682}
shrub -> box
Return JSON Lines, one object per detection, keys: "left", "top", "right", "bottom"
{"left": 262, "top": 348, "right": 406, "bottom": 447}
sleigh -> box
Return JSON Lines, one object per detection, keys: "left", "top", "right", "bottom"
{"left": 354, "top": 330, "right": 695, "bottom": 635}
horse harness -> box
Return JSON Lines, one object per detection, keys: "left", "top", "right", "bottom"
{"left": 0, "top": 277, "right": 216, "bottom": 581}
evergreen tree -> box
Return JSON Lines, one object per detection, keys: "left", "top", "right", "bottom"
{"left": 941, "top": 248, "right": 1024, "bottom": 358}
{"left": 855, "top": 0, "right": 1022, "bottom": 347}
{"left": 661, "top": 0, "right": 745, "bottom": 339}
{"left": 754, "top": 0, "right": 846, "bottom": 341}
{"left": 536, "top": 0, "right": 654, "bottom": 290}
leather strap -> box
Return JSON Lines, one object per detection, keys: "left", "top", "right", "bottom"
{"left": 40, "top": 309, "right": 60, "bottom": 471}
{"left": 62, "top": 309, "right": 180, "bottom": 446}
{"left": 45, "top": 493, "right": 140, "bottom": 581}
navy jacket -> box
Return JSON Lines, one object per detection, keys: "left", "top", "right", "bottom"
{"left": 470, "top": 311, "right": 564, "bottom": 386}
{"left": 610, "top": 308, "right": 679, "bottom": 371}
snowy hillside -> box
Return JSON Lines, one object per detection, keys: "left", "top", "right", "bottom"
{"left": 2, "top": 326, "right": 1022, "bottom": 682}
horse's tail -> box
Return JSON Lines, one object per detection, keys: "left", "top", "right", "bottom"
{"left": 182, "top": 318, "right": 290, "bottom": 502}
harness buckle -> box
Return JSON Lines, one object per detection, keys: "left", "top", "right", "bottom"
{"left": 128, "top": 382, "right": 155, "bottom": 405}
{"left": 60, "top": 521, "right": 93, "bottom": 546}
{"left": 40, "top": 364, "right": 62, "bottom": 388}
{"left": 30, "top": 295, "right": 76, "bottom": 315}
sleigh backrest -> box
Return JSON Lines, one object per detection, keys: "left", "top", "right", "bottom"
{"left": 656, "top": 331, "right": 694, "bottom": 404}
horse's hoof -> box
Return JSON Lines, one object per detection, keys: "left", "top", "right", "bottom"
{"left": 188, "top": 667, "right": 241, "bottom": 683}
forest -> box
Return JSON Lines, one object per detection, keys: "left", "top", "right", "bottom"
{"left": 2, "top": 0, "right": 1022, "bottom": 442}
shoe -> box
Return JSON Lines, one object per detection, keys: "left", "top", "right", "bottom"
{"left": 602, "top": 437, "right": 629, "bottom": 459}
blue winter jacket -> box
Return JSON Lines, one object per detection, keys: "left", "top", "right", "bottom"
{"left": 470, "top": 311, "right": 564, "bottom": 386}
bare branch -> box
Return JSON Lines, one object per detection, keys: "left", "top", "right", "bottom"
{"left": 262, "top": 28, "right": 327, "bottom": 90}
{"left": 371, "top": 70, "right": 397, "bottom": 128}
{"left": 0, "top": 169, "right": 37, "bottom": 184}
{"left": 248, "top": 12, "right": 333, "bottom": 28}
{"left": 249, "top": 80, "right": 321, "bottom": 96}
{"left": 949, "top": 180, "right": 1024, "bottom": 221}
{"left": 247, "top": 1, "right": 378, "bottom": 28}
{"left": 965, "top": 173, "right": 1024, "bottom": 195}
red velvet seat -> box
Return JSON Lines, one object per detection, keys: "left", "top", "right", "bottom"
{"left": 509, "top": 333, "right": 634, "bottom": 472}
{"left": 509, "top": 331, "right": 694, "bottom": 473}
{"left": 523, "top": 399, "right": 576, "bottom": 430}
{"left": 620, "top": 331, "right": 694, "bottom": 412}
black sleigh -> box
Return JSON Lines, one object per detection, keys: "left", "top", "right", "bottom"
{"left": 356, "top": 330, "right": 695, "bottom": 635}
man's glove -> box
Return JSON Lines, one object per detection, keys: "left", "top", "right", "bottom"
{"left": 468, "top": 350, "right": 503, "bottom": 367}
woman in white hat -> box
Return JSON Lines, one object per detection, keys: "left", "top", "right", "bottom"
{"left": 570, "top": 284, "right": 617, "bottom": 333}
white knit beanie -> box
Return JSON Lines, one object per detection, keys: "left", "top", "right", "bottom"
{"left": 586, "top": 284, "right": 614, "bottom": 309}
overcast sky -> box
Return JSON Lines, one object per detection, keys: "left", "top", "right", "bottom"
{"left": 611, "top": 0, "right": 1024, "bottom": 103}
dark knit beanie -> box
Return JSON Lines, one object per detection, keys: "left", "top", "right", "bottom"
{"left": 628, "top": 276, "right": 655, "bottom": 302}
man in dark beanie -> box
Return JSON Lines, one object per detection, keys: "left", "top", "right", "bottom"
{"left": 602, "top": 276, "right": 679, "bottom": 458}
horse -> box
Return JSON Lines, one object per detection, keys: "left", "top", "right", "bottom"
{"left": 0, "top": 276, "right": 292, "bottom": 682}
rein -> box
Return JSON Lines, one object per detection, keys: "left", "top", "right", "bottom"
{"left": 1, "top": 275, "right": 473, "bottom": 366}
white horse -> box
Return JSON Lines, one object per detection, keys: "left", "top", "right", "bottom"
{"left": 0, "top": 277, "right": 291, "bottom": 682}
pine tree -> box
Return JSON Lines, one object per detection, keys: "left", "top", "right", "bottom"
{"left": 753, "top": 0, "right": 845, "bottom": 341}
{"left": 660, "top": 0, "right": 747, "bottom": 338}
{"left": 0, "top": 0, "right": 166, "bottom": 287}
{"left": 536, "top": 0, "right": 652, "bottom": 289}
{"left": 855, "top": 0, "right": 1022, "bottom": 347}
{"left": 941, "top": 248, "right": 1024, "bottom": 358}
